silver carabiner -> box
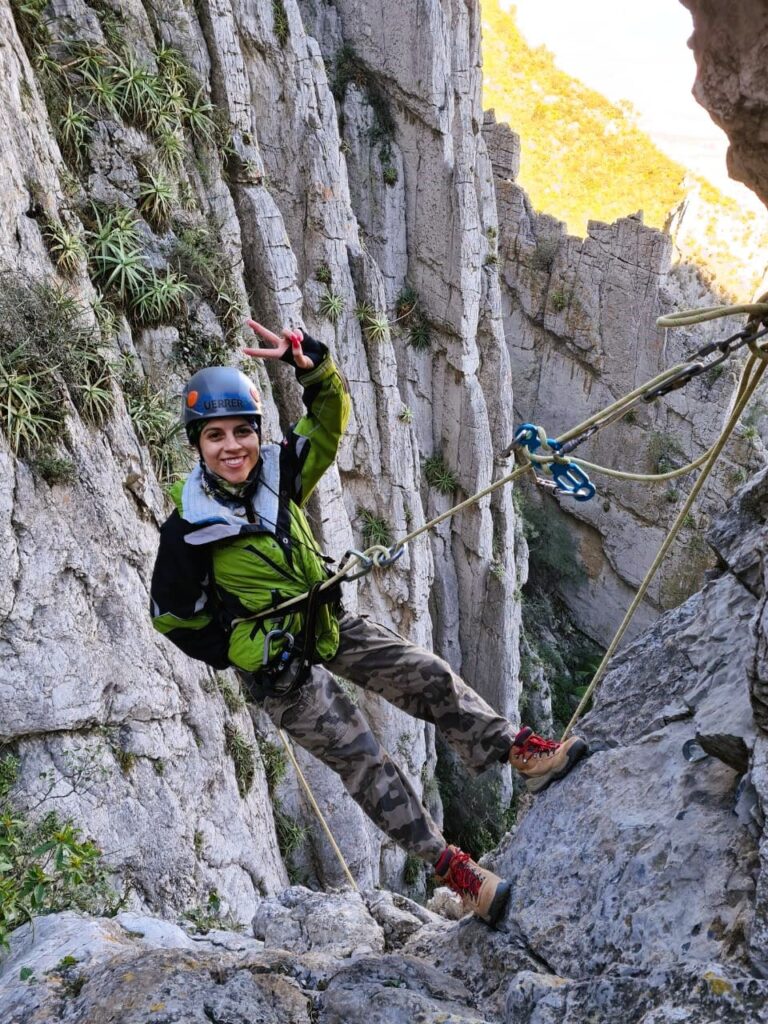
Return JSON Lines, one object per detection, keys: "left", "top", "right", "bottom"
{"left": 263, "top": 629, "right": 294, "bottom": 666}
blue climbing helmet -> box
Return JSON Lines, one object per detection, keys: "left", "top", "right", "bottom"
{"left": 182, "top": 366, "right": 263, "bottom": 443}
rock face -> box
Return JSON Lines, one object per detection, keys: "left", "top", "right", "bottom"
{"left": 683, "top": 0, "right": 768, "bottom": 212}
{"left": 0, "top": 0, "right": 521, "bottom": 914}
{"left": 484, "top": 109, "right": 766, "bottom": 648}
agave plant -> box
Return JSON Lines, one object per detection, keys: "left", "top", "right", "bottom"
{"left": 110, "top": 53, "right": 162, "bottom": 125}
{"left": 319, "top": 291, "right": 344, "bottom": 324}
{"left": 83, "top": 66, "right": 120, "bottom": 117}
{"left": 58, "top": 99, "right": 92, "bottom": 164}
{"left": 131, "top": 269, "right": 193, "bottom": 325}
{"left": 0, "top": 364, "right": 61, "bottom": 455}
{"left": 363, "top": 314, "right": 390, "bottom": 343}
{"left": 424, "top": 453, "right": 458, "bottom": 494}
{"left": 137, "top": 167, "right": 176, "bottom": 231}
{"left": 182, "top": 88, "right": 216, "bottom": 145}
{"left": 44, "top": 221, "right": 86, "bottom": 276}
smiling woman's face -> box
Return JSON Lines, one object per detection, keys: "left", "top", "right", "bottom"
{"left": 199, "top": 416, "right": 260, "bottom": 484}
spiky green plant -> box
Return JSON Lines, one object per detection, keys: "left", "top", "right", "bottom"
{"left": 424, "top": 453, "right": 458, "bottom": 494}
{"left": 122, "top": 376, "right": 189, "bottom": 483}
{"left": 86, "top": 207, "right": 146, "bottom": 300}
{"left": 91, "top": 292, "right": 118, "bottom": 339}
{"left": 319, "top": 290, "right": 344, "bottom": 323}
{"left": 154, "top": 43, "right": 195, "bottom": 93}
{"left": 182, "top": 88, "right": 216, "bottom": 145}
{"left": 0, "top": 364, "right": 62, "bottom": 454}
{"left": 382, "top": 164, "right": 398, "bottom": 186}
{"left": 354, "top": 302, "right": 375, "bottom": 323}
{"left": 43, "top": 221, "right": 85, "bottom": 276}
{"left": 398, "top": 406, "right": 413, "bottom": 424}
{"left": 137, "top": 167, "right": 176, "bottom": 231}
{"left": 82, "top": 66, "right": 120, "bottom": 117}
{"left": 363, "top": 314, "right": 390, "bottom": 342}
{"left": 408, "top": 315, "right": 431, "bottom": 351}
{"left": 224, "top": 723, "right": 256, "bottom": 798}
{"left": 69, "top": 41, "right": 109, "bottom": 78}
{"left": 110, "top": 53, "right": 161, "bottom": 124}
{"left": 315, "top": 263, "right": 332, "bottom": 286}
{"left": 58, "top": 99, "right": 92, "bottom": 165}
{"left": 156, "top": 126, "right": 186, "bottom": 171}
{"left": 130, "top": 269, "right": 193, "bottom": 326}
{"left": 395, "top": 286, "right": 418, "bottom": 320}
{"left": 356, "top": 506, "right": 393, "bottom": 547}
{"left": 272, "top": 0, "right": 290, "bottom": 45}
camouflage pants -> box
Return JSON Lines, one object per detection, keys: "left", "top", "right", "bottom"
{"left": 261, "top": 614, "right": 516, "bottom": 863}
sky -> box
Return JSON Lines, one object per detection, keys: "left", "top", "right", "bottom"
{"left": 504, "top": 0, "right": 764, "bottom": 212}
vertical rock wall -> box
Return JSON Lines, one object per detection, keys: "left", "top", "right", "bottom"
{"left": 484, "top": 111, "right": 766, "bottom": 647}
{"left": 0, "top": 0, "right": 521, "bottom": 916}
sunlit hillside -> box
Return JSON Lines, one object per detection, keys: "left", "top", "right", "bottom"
{"left": 481, "top": 0, "right": 768, "bottom": 299}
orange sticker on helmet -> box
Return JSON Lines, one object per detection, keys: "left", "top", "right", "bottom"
{"left": 187, "top": 390, "right": 199, "bottom": 407}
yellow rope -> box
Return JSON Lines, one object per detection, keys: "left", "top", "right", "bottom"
{"left": 278, "top": 728, "right": 359, "bottom": 890}
{"left": 561, "top": 350, "right": 768, "bottom": 740}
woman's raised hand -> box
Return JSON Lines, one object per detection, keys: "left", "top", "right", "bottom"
{"left": 243, "top": 320, "right": 314, "bottom": 370}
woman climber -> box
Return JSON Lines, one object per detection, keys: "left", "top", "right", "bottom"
{"left": 150, "top": 321, "right": 588, "bottom": 925}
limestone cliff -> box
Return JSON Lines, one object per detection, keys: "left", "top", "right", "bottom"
{"left": 0, "top": 0, "right": 519, "bottom": 913}
{"left": 4, "top": 0, "right": 768, "bottom": 1022}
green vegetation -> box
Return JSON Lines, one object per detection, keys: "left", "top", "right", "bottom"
{"left": 130, "top": 269, "right": 193, "bottom": 327}
{"left": 331, "top": 45, "right": 394, "bottom": 142}
{"left": 137, "top": 166, "right": 176, "bottom": 231}
{"left": 648, "top": 432, "right": 686, "bottom": 475}
{"left": 0, "top": 278, "right": 117, "bottom": 455}
{"left": 408, "top": 315, "right": 432, "bottom": 351}
{"left": 398, "top": 406, "right": 413, "bottom": 424}
{"left": 382, "top": 163, "right": 398, "bottom": 186}
{"left": 517, "top": 490, "right": 582, "bottom": 586}
{"left": 357, "top": 506, "right": 393, "bottom": 547}
{"left": 520, "top": 590, "right": 602, "bottom": 733}
{"left": 482, "top": 0, "right": 767, "bottom": 298}
{"left": 435, "top": 744, "right": 516, "bottom": 860}
{"left": 273, "top": 801, "right": 308, "bottom": 881}
{"left": 184, "top": 888, "right": 242, "bottom": 934}
{"left": 272, "top": 0, "right": 290, "bottom": 46}
{"left": 120, "top": 366, "right": 190, "bottom": 484}
{"left": 216, "top": 675, "right": 245, "bottom": 714}
{"left": 361, "top": 312, "right": 390, "bottom": 343}
{"left": 31, "top": 454, "right": 76, "bottom": 485}
{"left": 550, "top": 287, "right": 569, "bottom": 312}
{"left": 315, "top": 263, "right": 332, "bottom": 286}
{"left": 395, "top": 287, "right": 418, "bottom": 321}
{"left": 319, "top": 290, "right": 345, "bottom": 323}
{"left": 224, "top": 723, "right": 256, "bottom": 798}
{"left": 42, "top": 220, "right": 86, "bottom": 276}
{"left": 0, "top": 752, "right": 121, "bottom": 951}
{"left": 424, "top": 453, "right": 459, "bottom": 495}
{"left": 256, "top": 737, "right": 287, "bottom": 795}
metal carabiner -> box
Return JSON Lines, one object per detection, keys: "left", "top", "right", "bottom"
{"left": 342, "top": 549, "right": 375, "bottom": 581}
{"left": 263, "top": 628, "right": 295, "bottom": 667}
{"left": 549, "top": 459, "right": 596, "bottom": 501}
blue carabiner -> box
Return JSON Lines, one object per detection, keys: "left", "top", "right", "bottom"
{"left": 514, "top": 422, "right": 596, "bottom": 501}
{"left": 549, "top": 460, "right": 596, "bottom": 501}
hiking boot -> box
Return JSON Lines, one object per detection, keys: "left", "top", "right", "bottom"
{"left": 509, "top": 727, "right": 588, "bottom": 794}
{"left": 434, "top": 845, "right": 511, "bottom": 925}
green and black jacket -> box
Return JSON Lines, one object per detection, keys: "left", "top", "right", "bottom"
{"left": 150, "top": 343, "right": 351, "bottom": 672}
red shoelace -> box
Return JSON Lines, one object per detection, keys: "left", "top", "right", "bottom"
{"left": 513, "top": 729, "right": 560, "bottom": 759}
{"left": 445, "top": 850, "right": 482, "bottom": 898}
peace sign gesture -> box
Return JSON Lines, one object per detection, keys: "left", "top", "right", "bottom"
{"left": 243, "top": 320, "right": 315, "bottom": 370}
